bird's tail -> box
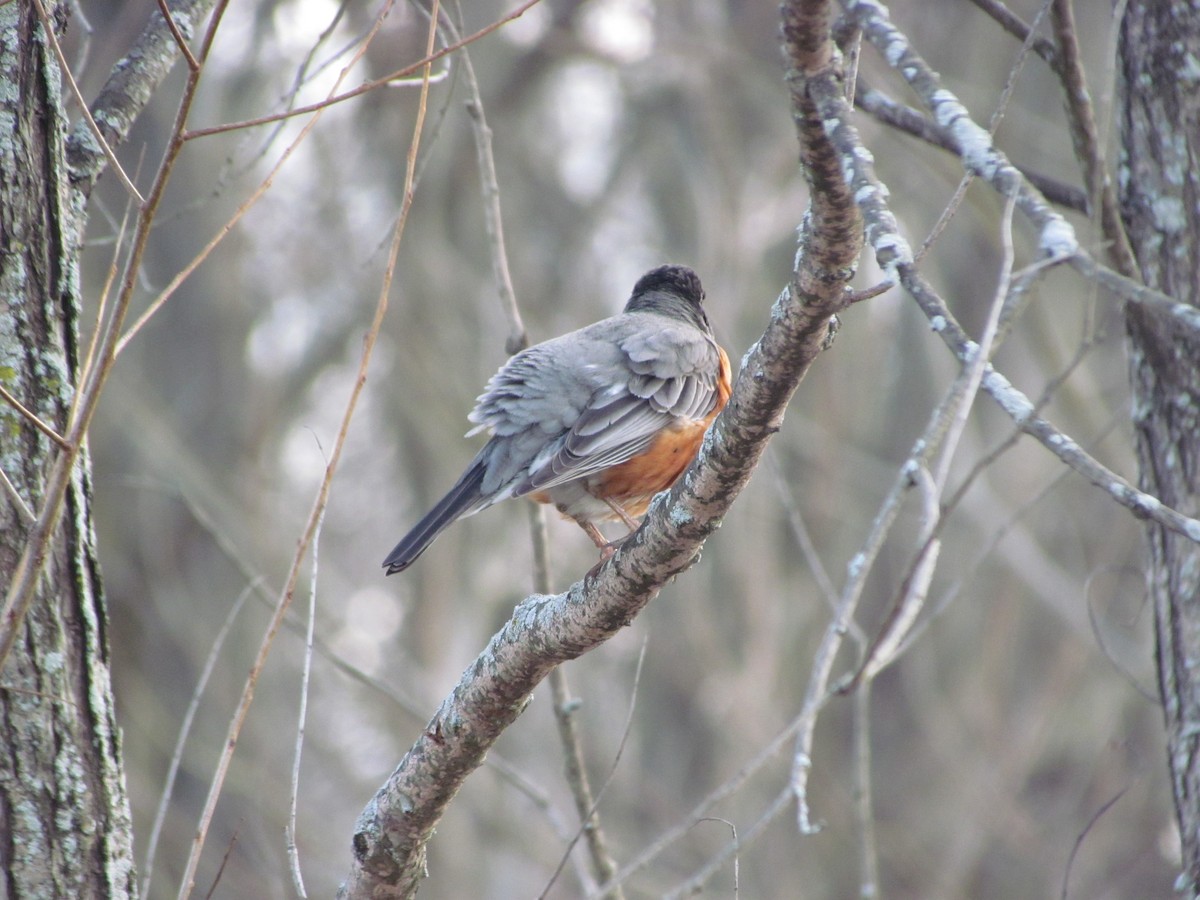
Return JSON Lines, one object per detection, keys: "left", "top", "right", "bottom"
{"left": 382, "top": 460, "right": 488, "bottom": 575}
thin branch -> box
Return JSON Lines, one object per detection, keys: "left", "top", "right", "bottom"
{"left": 1070, "top": 254, "right": 1200, "bottom": 334}
{"left": 1085, "top": 576, "right": 1158, "bottom": 703}
{"left": 449, "top": 2, "right": 619, "bottom": 886}
{"left": 0, "top": 0, "right": 232, "bottom": 675}
{"left": 1060, "top": 788, "right": 1128, "bottom": 900}
{"left": 916, "top": 0, "right": 1052, "bottom": 262}
{"left": 841, "top": 0, "right": 1200, "bottom": 543}
{"left": 852, "top": 685, "right": 878, "bottom": 899}
{"left": 699, "top": 819, "right": 740, "bottom": 899}
{"left": 0, "top": 382, "right": 69, "bottom": 449}
{"left": 442, "top": 0, "right": 528, "bottom": 353}
{"left": 906, "top": 267, "right": 1200, "bottom": 543}
{"left": 0, "top": 468, "right": 34, "bottom": 524}
{"left": 29, "top": 0, "right": 144, "bottom": 203}
{"left": 466, "top": 97, "right": 527, "bottom": 354}
{"left": 967, "top": 0, "right": 1062, "bottom": 71}
{"left": 287, "top": 501, "right": 326, "bottom": 898}
{"left": 153, "top": 0, "right": 200, "bottom": 70}
{"left": 854, "top": 191, "right": 1020, "bottom": 682}
{"left": 853, "top": 87, "right": 1088, "bottom": 212}
{"left": 935, "top": 189, "right": 1018, "bottom": 492}
{"left": 201, "top": 822, "right": 241, "bottom": 900}
{"left": 178, "top": 2, "right": 434, "bottom": 894}
{"left": 546, "top": 668, "right": 621, "bottom": 896}
{"left": 181, "top": 0, "right": 544, "bottom": 141}
{"left": 450, "top": 2, "right": 624, "bottom": 885}
{"left": 590, "top": 717, "right": 808, "bottom": 897}
{"left": 770, "top": 455, "right": 843, "bottom": 618}
{"left": 844, "top": 279, "right": 894, "bottom": 305}
{"left": 77, "top": 182, "right": 137, "bottom": 411}
{"left": 848, "top": 0, "right": 1076, "bottom": 257}
{"left": 539, "top": 640, "right": 647, "bottom": 900}
{"left": 662, "top": 789, "right": 791, "bottom": 899}
{"left": 139, "top": 580, "right": 256, "bottom": 898}
{"left": 66, "top": 0, "right": 219, "bottom": 196}
{"left": 1050, "top": 0, "right": 1136, "bottom": 276}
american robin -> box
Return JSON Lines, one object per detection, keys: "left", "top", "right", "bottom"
{"left": 383, "top": 264, "right": 732, "bottom": 575}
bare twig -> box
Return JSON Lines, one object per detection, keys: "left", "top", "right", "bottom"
{"left": 843, "top": 279, "right": 894, "bottom": 305}
{"left": 842, "top": 0, "right": 1200, "bottom": 543}
{"left": 855, "top": 191, "right": 1020, "bottom": 682}
{"left": 178, "top": 2, "right": 436, "bottom": 894}
{"left": 287, "top": 500, "right": 327, "bottom": 898}
{"left": 202, "top": 820, "right": 241, "bottom": 899}
{"left": 589, "top": 703, "right": 817, "bottom": 897}
{"left": 697, "top": 818, "right": 740, "bottom": 899}
{"left": 0, "top": 0, "right": 233, "bottom": 675}
{"left": 967, "top": 0, "right": 1062, "bottom": 70}
{"left": 78, "top": 183, "right": 136, "bottom": 410}
{"left": 546, "top": 670, "right": 619, "bottom": 896}
{"left": 770, "top": 456, "right": 843, "bottom": 616}
{"left": 1060, "top": 788, "right": 1128, "bottom": 900}
{"left": 916, "top": 0, "right": 1052, "bottom": 262}
{"left": 539, "top": 639, "right": 647, "bottom": 900}
{"left": 181, "top": 0, "right": 543, "bottom": 141}
{"left": 936, "top": 188, "right": 1018, "bottom": 493}
{"left": 448, "top": 3, "right": 621, "bottom": 886}
{"left": 662, "top": 790, "right": 790, "bottom": 899}
{"left": 853, "top": 684, "right": 878, "bottom": 899}
{"left": 30, "top": 0, "right": 144, "bottom": 203}
{"left": 1085, "top": 577, "right": 1158, "bottom": 703}
{"left": 1070, "top": 254, "right": 1200, "bottom": 334}
{"left": 1050, "top": 0, "right": 1136, "bottom": 276}
{"left": 853, "top": 87, "right": 1088, "bottom": 212}
{"left": 139, "top": 581, "right": 256, "bottom": 898}
{"left": 153, "top": 0, "right": 200, "bottom": 70}
{"left": 0, "top": 382, "right": 68, "bottom": 449}
{"left": 67, "top": 0, "right": 220, "bottom": 196}
{"left": 0, "top": 468, "right": 34, "bottom": 524}
{"left": 540, "top": 643, "right": 648, "bottom": 900}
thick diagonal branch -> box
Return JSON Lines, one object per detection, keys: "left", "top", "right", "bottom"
{"left": 66, "top": 0, "right": 217, "bottom": 196}
{"left": 339, "top": 2, "right": 863, "bottom": 896}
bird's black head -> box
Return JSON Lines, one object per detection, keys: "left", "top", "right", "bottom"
{"left": 624, "top": 264, "right": 710, "bottom": 332}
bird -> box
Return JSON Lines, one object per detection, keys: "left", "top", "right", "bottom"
{"left": 382, "top": 264, "right": 732, "bottom": 575}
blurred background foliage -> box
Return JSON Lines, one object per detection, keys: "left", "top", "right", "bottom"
{"left": 68, "top": 0, "right": 1170, "bottom": 896}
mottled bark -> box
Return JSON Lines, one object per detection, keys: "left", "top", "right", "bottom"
{"left": 0, "top": 4, "right": 136, "bottom": 897}
{"left": 1119, "top": 3, "right": 1200, "bottom": 892}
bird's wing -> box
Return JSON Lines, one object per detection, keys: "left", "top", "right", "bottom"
{"left": 476, "top": 313, "right": 723, "bottom": 497}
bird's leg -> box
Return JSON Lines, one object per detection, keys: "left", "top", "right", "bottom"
{"left": 577, "top": 520, "right": 617, "bottom": 560}
{"left": 602, "top": 498, "right": 642, "bottom": 533}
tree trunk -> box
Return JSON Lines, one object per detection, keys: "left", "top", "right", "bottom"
{"left": 0, "top": 5, "right": 137, "bottom": 896}
{"left": 1119, "top": 3, "right": 1200, "bottom": 892}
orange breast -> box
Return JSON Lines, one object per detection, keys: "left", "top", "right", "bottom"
{"left": 593, "top": 344, "right": 732, "bottom": 515}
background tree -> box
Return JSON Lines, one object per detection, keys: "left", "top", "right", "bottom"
{"left": 0, "top": 4, "right": 143, "bottom": 894}
{"left": 1119, "top": 3, "right": 1200, "bottom": 891}
{"left": 1, "top": 0, "right": 1196, "bottom": 897}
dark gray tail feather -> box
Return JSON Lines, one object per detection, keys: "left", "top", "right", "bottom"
{"left": 382, "top": 460, "right": 488, "bottom": 575}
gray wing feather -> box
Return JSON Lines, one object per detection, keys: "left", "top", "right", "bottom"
{"left": 467, "top": 311, "right": 722, "bottom": 499}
